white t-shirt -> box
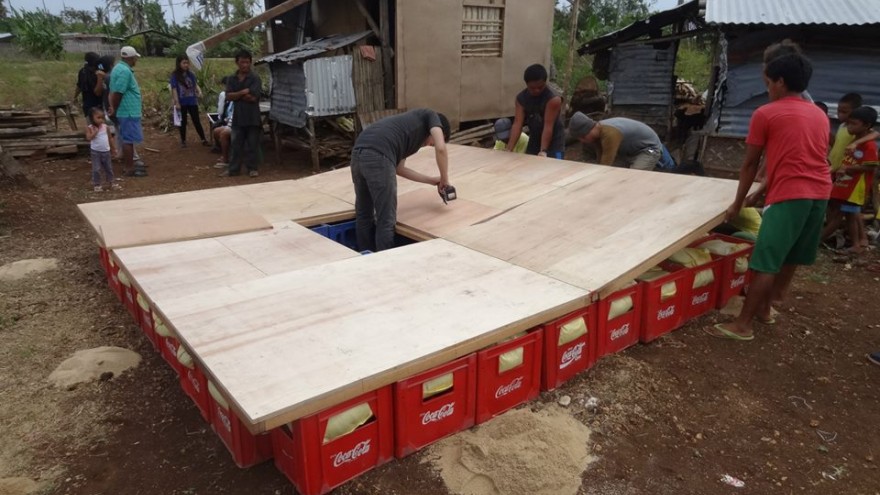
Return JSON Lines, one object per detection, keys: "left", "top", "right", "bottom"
{"left": 90, "top": 124, "right": 111, "bottom": 152}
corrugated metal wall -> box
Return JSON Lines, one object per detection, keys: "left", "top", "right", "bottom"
{"left": 62, "top": 38, "right": 119, "bottom": 57}
{"left": 269, "top": 63, "right": 308, "bottom": 128}
{"left": 609, "top": 44, "right": 676, "bottom": 136}
{"left": 718, "top": 42, "right": 880, "bottom": 136}
{"left": 303, "top": 55, "right": 357, "bottom": 117}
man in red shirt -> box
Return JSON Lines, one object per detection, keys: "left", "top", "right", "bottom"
{"left": 708, "top": 47, "right": 831, "bottom": 341}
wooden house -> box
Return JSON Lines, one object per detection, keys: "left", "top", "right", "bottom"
{"left": 263, "top": 0, "right": 556, "bottom": 128}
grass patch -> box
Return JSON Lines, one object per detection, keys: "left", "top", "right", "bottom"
{"left": 0, "top": 53, "right": 267, "bottom": 116}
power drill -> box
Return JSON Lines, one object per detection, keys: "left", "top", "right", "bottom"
{"left": 439, "top": 184, "right": 457, "bottom": 205}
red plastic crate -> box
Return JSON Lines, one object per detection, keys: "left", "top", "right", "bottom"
{"left": 272, "top": 387, "right": 394, "bottom": 495}
{"left": 98, "top": 246, "right": 109, "bottom": 273}
{"left": 597, "top": 284, "right": 642, "bottom": 359}
{"left": 540, "top": 306, "right": 597, "bottom": 391}
{"left": 107, "top": 257, "right": 123, "bottom": 302}
{"left": 393, "top": 354, "right": 477, "bottom": 458}
{"left": 475, "top": 329, "right": 543, "bottom": 424}
{"left": 135, "top": 294, "right": 159, "bottom": 350}
{"left": 679, "top": 257, "right": 722, "bottom": 321}
{"left": 154, "top": 316, "right": 184, "bottom": 376}
{"left": 639, "top": 263, "right": 688, "bottom": 343}
{"left": 178, "top": 348, "right": 210, "bottom": 421}
{"left": 691, "top": 234, "right": 755, "bottom": 309}
{"left": 117, "top": 269, "right": 140, "bottom": 322}
{"left": 208, "top": 381, "right": 273, "bottom": 468}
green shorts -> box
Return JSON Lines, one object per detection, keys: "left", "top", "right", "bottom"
{"left": 750, "top": 199, "right": 827, "bottom": 274}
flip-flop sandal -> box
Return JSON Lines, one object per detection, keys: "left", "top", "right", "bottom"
{"left": 755, "top": 316, "right": 776, "bottom": 325}
{"left": 704, "top": 323, "right": 754, "bottom": 341}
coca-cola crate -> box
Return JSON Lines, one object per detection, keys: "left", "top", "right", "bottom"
{"left": 208, "top": 381, "right": 273, "bottom": 468}
{"left": 475, "top": 329, "right": 543, "bottom": 424}
{"left": 638, "top": 263, "right": 688, "bottom": 343}
{"left": 154, "top": 315, "right": 184, "bottom": 376}
{"left": 692, "top": 233, "right": 755, "bottom": 309}
{"left": 117, "top": 269, "right": 140, "bottom": 323}
{"left": 98, "top": 246, "right": 109, "bottom": 273}
{"left": 597, "top": 283, "right": 642, "bottom": 359}
{"left": 393, "top": 354, "right": 477, "bottom": 458}
{"left": 135, "top": 294, "right": 158, "bottom": 350}
{"left": 107, "top": 257, "right": 123, "bottom": 302}
{"left": 178, "top": 346, "right": 210, "bottom": 422}
{"left": 679, "top": 257, "right": 722, "bottom": 322}
{"left": 540, "top": 306, "right": 597, "bottom": 391}
{"left": 272, "top": 387, "right": 394, "bottom": 495}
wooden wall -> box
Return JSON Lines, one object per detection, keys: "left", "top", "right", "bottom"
{"left": 396, "top": 0, "right": 555, "bottom": 128}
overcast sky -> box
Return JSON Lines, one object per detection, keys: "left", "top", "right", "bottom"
{"left": 7, "top": 0, "right": 682, "bottom": 26}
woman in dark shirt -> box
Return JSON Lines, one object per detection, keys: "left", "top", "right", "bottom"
{"left": 170, "top": 55, "right": 208, "bottom": 147}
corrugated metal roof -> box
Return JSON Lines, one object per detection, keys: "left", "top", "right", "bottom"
{"left": 304, "top": 55, "right": 357, "bottom": 117}
{"left": 705, "top": 0, "right": 880, "bottom": 26}
{"left": 0, "top": 33, "right": 14, "bottom": 41}
{"left": 257, "top": 31, "right": 371, "bottom": 64}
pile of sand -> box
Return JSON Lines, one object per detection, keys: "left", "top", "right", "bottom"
{"left": 0, "top": 258, "right": 58, "bottom": 282}
{"left": 428, "top": 405, "right": 594, "bottom": 495}
{"left": 47, "top": 346, "right": 141, "bottom": 389}
{"left": 0, "top": 477, "right": 42, "bottom": 495}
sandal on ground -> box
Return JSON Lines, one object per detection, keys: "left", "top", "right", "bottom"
{"left": 868, "top": 352, "right": 880, "bottom": 367}
{"left": 703, "top": 323, "right": 754, "bottom": 341}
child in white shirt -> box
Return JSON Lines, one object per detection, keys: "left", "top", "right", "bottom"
{"left": 85, "top": 107, "right": 119, "bottom": 191}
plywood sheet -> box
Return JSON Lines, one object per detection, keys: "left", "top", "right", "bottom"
{"left": 396, "top": 188, "right": 503, "bottom": 239}
{"left": 113, "top": 221, "right": 358, "bottom": 304}
{"left": 447, "top": 166, "right": 741, "bottom": 297}
{"left": 450, "top": 169, "right": 558, "bottom": 210}
{"left": 100, "top": 209, "right": 271, "bottom": 250}
{"left": 79, "top": 182, "right": 354, "bottom": 246}
{"left": 157, "top": 239, "right": 589, "bottom": 431}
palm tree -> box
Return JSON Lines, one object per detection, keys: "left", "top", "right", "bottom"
{"left": 94, "top": 6, "right": 109, "bottom": 25}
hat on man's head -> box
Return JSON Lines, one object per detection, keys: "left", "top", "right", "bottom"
{"left": 568, "top": 112, "right": 597, "bottom": 139}
{"left": 120, "top": 46, "right": 141, "bottom": 58}
{"left": 494, "top": 117, "right": 513, "bottom": 141}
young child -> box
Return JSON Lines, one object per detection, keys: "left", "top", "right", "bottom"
{"left": 709, "top": 45, "right": 830, "bottom": 341}
{"left": 493, "top": 117, "right": 528, "bottom": 153}
{"left": 827, "top": 106, "right": 878, "bottom": 253}
{"left": 85, "top": 107, "right": 119, "bottom": 192}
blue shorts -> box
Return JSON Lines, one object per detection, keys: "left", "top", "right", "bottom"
{"left": 840, "top": 202, "right": 861, "bottom": 214}
{"left": 117, "top": 117, "right": 143, "bottom": 145}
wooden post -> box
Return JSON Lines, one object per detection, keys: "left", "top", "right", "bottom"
{"left": 379, "top": 0, "right": 393, "bottom": 109}
{"left": 308, "top": 117, "right": 320, "bottom": 173}
{"left": 562, "top": 0, "right": 582, "bottom": 114}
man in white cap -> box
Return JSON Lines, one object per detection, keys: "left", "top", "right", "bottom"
{"left": 493, "top": 117, "right": 529, "bottom": 153}
{"left": 568, "top": 111, "right": 663, "bottom": 170}
{"left": 108, "top": 46, "right": 146, "bottom": 177}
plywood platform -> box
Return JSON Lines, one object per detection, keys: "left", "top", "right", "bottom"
{"left": 79, "top": 144, "right": 742, "bottom": 432}
{"left": 157, "top": 239, "right": 589, "bottom": 431}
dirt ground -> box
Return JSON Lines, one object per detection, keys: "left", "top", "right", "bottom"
{"left": 1, "top": 125, "right": 878, "bottom": 495}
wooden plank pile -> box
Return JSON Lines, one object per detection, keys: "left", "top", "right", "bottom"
{"left": 0, "top": 110, "right": 88, "bottom": 159}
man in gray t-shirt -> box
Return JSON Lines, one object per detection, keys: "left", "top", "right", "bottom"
{"left": 568, "top": 112, "right": 663, "bottom": 170}
{"left": 351, "top": 109, "right": 451, "bottom": 251}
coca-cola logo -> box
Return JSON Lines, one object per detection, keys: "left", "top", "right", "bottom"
{"left": 125, "top": 291, "right": 133, "bottom": 303}
{"left": 610, "top": 323, "right": 630, "bottom": 341}
{"left": 730, "top": 276, "right": 745, "bottom": 289}
{"left": 165, "top": 338, "right": 178, "bottom": 356}
{"left": 495, "top": 376, "right": 524, "bottom": 398}
{"left": 331, "top": 439, "right": 371, "bottom": 468}
{"left": 656, "top": 306, "right": 675, "bottom": 320}
{"left": 216, "top": 406, "right": 231, "bottom": 433}
{"left": 692, "top": 292, "right": 710, "bottom": 305}
{"left": 559, "top": 342, "right": 585, "bottom": 369}
{"left": 420, "top": 402, "right": 455, "bottom": 425}
{"left": 187, "top": 370, "right": 201, "bottom": 393}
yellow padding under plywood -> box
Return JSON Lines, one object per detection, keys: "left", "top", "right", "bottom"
{"left": 324, "top": 403, "right": 374, "bottom": 444}
{"left": 499, "top": 347, "right": 524, "bottom": 373}
{"left": 558, "top": 316, "right": 587, "bottom": 346}
{"left": 422, "top": 372, "right": 454, "bottom": 400}
{"left": 636, "top": 267, "right": 677, "bottom": 301}
{"left": 697, "top": 239, "right": 751, "bottom": 274}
